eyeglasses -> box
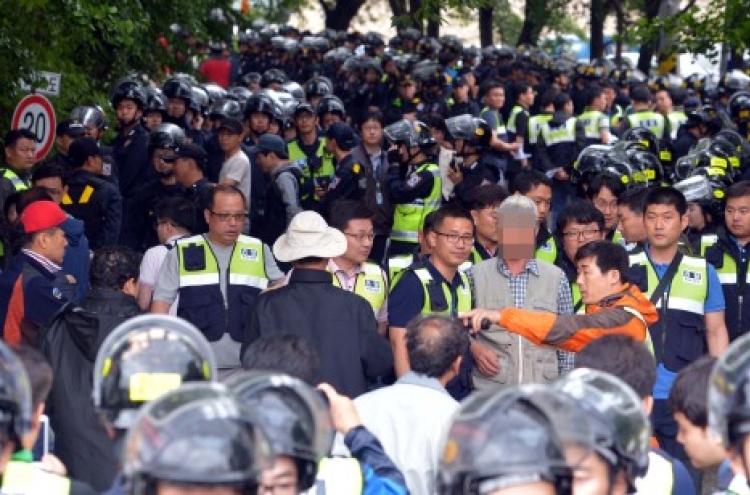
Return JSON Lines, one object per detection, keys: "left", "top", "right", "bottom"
{"left": 344, "top": 232, "right": 375, "bottom": 242}
{"left": 562, "top": 229, "right": 601, "bottom": 240}
{"left": 435, "top": 232, "right": 474, "bottom": 245}
{"left": 209, "top": 211, "right": 247, "bottom": 222}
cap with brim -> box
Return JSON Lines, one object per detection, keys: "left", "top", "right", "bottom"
{"left": 20, "top": 200, "right": 68, "bottom": 234}
{"left": 162, "top": 143, "right": 208, "bottom": 164}
{"left": 256, "top": 134, "right": 289, "bottom": 158}
{"left": 57, "top": 119, "right": 85, "bottom": 138}
{"left": 326, "top": 122, "right": 359, "bottom": 151}
{"left": 273, "top": 211, "right": 347, "bottom": 262}
{"left": 217, "top": 118, "right": 244, "bottom": 135}
{"left": 68, "top": 137, "right": 102, "bottom": 168}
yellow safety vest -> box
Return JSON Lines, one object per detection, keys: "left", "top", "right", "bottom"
{"left": 390, "top": 163, "right": 442, "bottom": 243}
{"left": 627, "top": 110, "right": 667, "bottom": 139}
{"left": 287, "top": 138, "right": 335, "bottom": 202}
{"left": 527, "top": 114, "right": 553, "bottom": 146}
{"left": 413, "top": 267, "right": 472, "bottom": 316}
{"left": 2, "top": 460, "right": 71, "bottom": 494}
{"left": 578, "top": 109, "right": 607, "bottom": 142}
{"left": 331, "top": 262, "right": 388, "bottom": 314}
{"left": 311, "top": 457, "right": 364, "bottom": 495}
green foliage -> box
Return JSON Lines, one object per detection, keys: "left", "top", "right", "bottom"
{"left": 0, "top": 0, "right": 233, "bottom": 134}
{"left": 391, "top": 0, "right": 492, "bottom": 26}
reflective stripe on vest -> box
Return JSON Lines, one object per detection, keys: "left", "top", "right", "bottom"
{"left": 62, "top": 184, "right": 95, "bottom": 205}
{"left": 390, "top": 163, "right": 442, "bottom": 243}
{"left": 311, "top": 457, "right": 364, "bottom": 495}
{"left": 388, "top": 254, "right": 414, "bottom": 283}
{"left": 331, "top": 262, "right": 387, "bottom": 314}
{"left": 507, "top": 105, "right": 523, "bottom": 134}
{"left": 177, "top": 235, "right": 268, "bottom": 290}
{"left": 288, "top": 138, "right": 335, "bottom": 202}
{"left": 2, "top": 460, "right": 71, "bottom": 494}
{"left": 413, "top": 267, "right": 472, "bottom": 316}
{"left": 667, "top": 111, "right": 687, "bottom": 140}
{"left": 540, "top": 117, "right": 577, "bottom": 146}
{"left": 1, "top": 169, "right": 29, "bottom": 192}
{"left": 634, "top": 450, "right": 674, "bottom": 494}
{"left": 481, "top": 107, "right": 507, "bottom": 137}
{"left": 528, "top": 114, "right": 553, "bottom": 145}
{"left": 628, "top": 111, "right": 666, "bottom": 138}
{"left": 535, "top": 237, "right": 557, "bottom": 264}
{"left": 578, "top": 109, "right": 606, "bottom": 141}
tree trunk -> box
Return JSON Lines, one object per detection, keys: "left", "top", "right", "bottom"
{"left": 637, "top": 0, "right": 661, "bottom": 74}
{"left": 409, "top": 0, "right": 424, "bottom": 32}
{"left": 320, "top": 0, "right": 366, "bottom": 30}
{"left": 479, "top": 7, "right": 493, "bottom": 47}
{"left": 427, "top": 18, "right": 439, "bottom": 38}
{"left": 389, "top": 0, "right": 407, "bottom": 19}
{"left": 517, "top": 0, "right": 547, "bottom": 45}
{"left": 590, "top": 0, "right": 606, "bottom": 60}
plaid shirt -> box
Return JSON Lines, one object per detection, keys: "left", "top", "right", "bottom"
{"left": 492, "top": 258, "right": 576, "bottom": 373}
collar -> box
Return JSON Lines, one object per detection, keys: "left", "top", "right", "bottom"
{"left": 192, "top": 177, "right": 210, "bottom": 189}
{"left": 496, "top": 258, "right": 538, "bottom": 277}
{"left": 288, "top": 268, "right": 334, "bottom": 284}
{"left": 10, "top": 450, "right": 33, "bottom": 463}
{"left": 21, "top": 249, "right": 62, "bottom": 273}
{"left": 396, "top": 371, "right": 451, "bottom": 396}
{"left": 328, "top": 259, "right": 362, "bottom": 278}
{"left": 472, "top": 241, "right": 494, "bottom": 260}
{"left": 424, "top": 258, "right": 466, "bottom": 290}
{"left": 729, "top": 233, "right": 750, "bottom": 252}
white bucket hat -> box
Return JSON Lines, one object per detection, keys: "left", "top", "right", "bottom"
{"left": 273, "top": 211, "right": 347, "bottom": 262}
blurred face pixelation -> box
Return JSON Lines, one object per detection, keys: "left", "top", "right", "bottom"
{"left": 497, "top": 213, "right": 535, "bottom": 260}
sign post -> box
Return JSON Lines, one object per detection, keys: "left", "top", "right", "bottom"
{"left": 11, "top": 94, "right": 57, "bottom": 160}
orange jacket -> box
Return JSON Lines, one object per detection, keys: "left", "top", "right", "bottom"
{"left": 496, "top": 283, "right": 659, "bottom": 352}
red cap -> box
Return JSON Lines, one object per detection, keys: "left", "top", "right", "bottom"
{"left": 19, "top": 201, "right": 67, "bottom": 234}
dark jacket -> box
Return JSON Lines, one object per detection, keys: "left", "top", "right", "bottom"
{"left": 111, "top": 124, "right": 151, "bottom": 200}
{"left": 63, "top": 169, "right": 123, "bottom": 250}
{"left": 41, "top": 290, "right": 139, "bottom": 491}
{"left": 61, "top": 216, "right": 91, "bottom": 303}
{"left": 350, "top": 144, "right": 392, "bottom": 236}
{"left": 120, "top": 180, "right": 184, "bottom": 251}
{"left": 242, "top": 269, "right": 393, "bottom": 397}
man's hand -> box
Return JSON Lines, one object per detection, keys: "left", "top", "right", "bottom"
{"left": 554, "top": 168, "right": 569, "bottom": 181}
{"left": 39, "top": 453, "right": 67, "bottom": 476}
{"left": 459, "top": 308, "right": 501, "bottom": 334}
{"left": 470, "top": 340, "right": 500, "bottom": 377}
{"left": 318, "top": 383, "right": 361, "bottom": 435}
{"left": 447, "top": 166, "right": 463, "bottom": 185}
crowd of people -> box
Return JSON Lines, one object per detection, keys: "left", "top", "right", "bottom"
{"left": 2, "top": 24, "right": 750, "bottom": 494}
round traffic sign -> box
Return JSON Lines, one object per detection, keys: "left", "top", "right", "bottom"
{"left": 11, "top": 94, "right": 57, "bottom": 160}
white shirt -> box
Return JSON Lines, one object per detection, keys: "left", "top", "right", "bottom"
{"left": 139, "top": 236, "right": 182, "bottom": 315}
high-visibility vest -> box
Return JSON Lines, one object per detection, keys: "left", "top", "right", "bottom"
{"left": 331, "top": 261, "right": 388, "bottom": 315}
{"left": 287, "top": 138, "right": 335, "bottom": 202}
{"left": 413, "top": 267, "right": 472, "bottom": 316}
{"left": 390, "top": 163, "right": 442, "bottom": 243}
{"left": 2, "top": 460, "right": 71, "bottom": 494}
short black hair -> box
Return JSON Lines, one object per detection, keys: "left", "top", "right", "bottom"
{"left": 32, "top": 163, "right": 68, "bottom": 187}
{"left": 356, "top": 110, "right": 384, "bottom": 130}
{"left": 4, "top": 129, "right": 37, "bottom": 148}
{"left": 511, "top": 169, "right": 552, "bottom": 195}
{"left": 617, "top": 186, "right": 649, "bottom": 215}
{"left": 422, "top": 210, "right": 437, "bottom": 236}
{"left": 422, "top": 113, "right": 448, "bottom": 135}
{"left": 466, "top": 184, "right": 509, "bottom": 211}
{"left": 431, "top": 205, "right": 474, "bottom": 232}
{"left": 537, "top": 89, "right": 559, "bottom": 110}
{"left": 327, "top": 201, "right": 373, "bottom": 232}
{"left": 514, "top": 81, "right": 532, "bottom": 96}
{"left": 241, "top": 335, "right": 321, "bottom": 386}
{"left": 668, "top": 355, "right": 716, "bottom": 427}
{"left": 555, "top": 200, "right": 605, "bottom": 236}
{"left": 574, "top": 240, "right": 630, "bottom": 284}
{"left": 154, "top": 197, "right": 195, "bottom": 233}
{"left": 644, "top": 186, "right": 687, "bottom": 217}
{"left": 552, "top": 92, "right": 571, "bottom": 112}
{"left": 406, "top": 315, "right": 469, "bottom": 378}
{"left": 586, "top": 174, "right": 626, "bottom": 201}
{"left": 207, "top": 184, "right": 247, "bottom": 210}
{"left": 13, "top": 345, "right": 52, "bottom": 409}
{"left": 586, "top": 84, "right": 605, "bottom": 105}
{"left": 482, "top": 80, "right": 504, "bottom": 95}
{"left": 575, "top": 334, "right": 655, "bottom": 399}
{"left": 630, "top": 85, "right": 653, "bottom": 103}
{"left": 89, "top": 245, "right": 142, "bottom": 291}
{"left": 726, "top": 181, "right": 750, "bottom": 201}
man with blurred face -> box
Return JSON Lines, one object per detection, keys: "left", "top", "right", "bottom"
{"left": 510, "top": 170, "right": 554, "bottom": 263}
{"left": 466, "top": 195, "right": 574, "bottom": 390}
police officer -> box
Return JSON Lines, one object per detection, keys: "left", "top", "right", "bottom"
{"left": 44, "top": 119, "right": 85, "bottom": 169}
{"left": 385, "top": 119, "right": 443, "bottom": 256}
{"left": 120, "top": 123, "right": 186, "bottom": 251}
{"left": 320, "top": 122, "right": 365, "bottom": 216}
{"left": 151, "top": 185, "right": 285, "bottom": 374}
{"left": 444, "top": 114, "right": 497, "bottom": 209}
{"left": 437, "top": 385, "right": 574, "bottom": 495}
{"left": 62, "top": 137, "right": 122, "bottom": 250}
{"left": 616, "top": 86, "right": 671, "bottom": 143}
{"left": 578, "top": 84, "right": 613, "bottom": 146}
{"left": 121, "top": 382, "right": 271, "bottom": 495}
{"left": 628, "top": 186, "right": 729, "bottom": 465}
{"left": 465, "top": 185, "right": 507, "bottom": 265}
{"left": 444, "top": 76, "right": 479, "bottom": 118}
{"left": 161, "top": 76, "right": 193, "bottom": 131}
{"left": 109, "top": 78, "right": 150, "bottom": 200}
{"left": 0, "top": 129, "right": 36, "bottom": 215}
{"left": 699, "top": 181, "right": 750, "bottom": 343}
{"left": 506, "top": 81, "right": 535, "bottom": 171}
{"left": 510, "top": 170, "right": 555, "bottom": 263}
{"left": 287, "top": 102, "right": 334, "bottom": 211}
{"left": 388, "top": 206, "right": 474, "bottom": 399}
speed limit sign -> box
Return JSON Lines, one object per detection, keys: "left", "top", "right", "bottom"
{"left": 11, "top": 94, "right": 57, "bottom": 160}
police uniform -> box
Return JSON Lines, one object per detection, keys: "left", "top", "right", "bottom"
{"left": 112, "top": 123, "right": 150, "bottom": 199}
{"left": 388, "top": 160, "right": 442, "bottom": 255}
{"left": 535, "top": 227, "right": 558, "bottom": 265}
{"left": 667, "top": 110, "right": 687, "bottom": 140}
{"left": 537, "top": 112, "right": 582, "bottom": 219}
{"left": 287, "top": 136, "right": 335, "bottom": 209}
{"left": 479, "top": 106, "right": 510, "bottom": 183}
{"left": 577, "top": 107, "right": 610, "bottom": 146}
{"left": 320, "top": 153, "right": 367, "bottom": 215}
{"left": 618, "top": 109, "right": 671, "bottom": 142}
{"left": 527, "top": 112, "right": 553, "bottom": 169}
{"left": 330, "top": 261, "right": 388, "bottom": 319}
{"left": 120, "top": 180, "right": 184, "bottom": 251}
{"left": 62, "top": 169, "right": 123, "bottom": 250}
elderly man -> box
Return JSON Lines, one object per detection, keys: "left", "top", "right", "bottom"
{"left": 355, "top": 315, "right": 466, "bottom": 495}
{"left": 467, "top": 194, "right": 573, "bottom": 390}
{"left": 151, "top": 185, "right": 284, "bottom": 375}
{"left": 242, "top": 211, "right": 393, "bottom": 398}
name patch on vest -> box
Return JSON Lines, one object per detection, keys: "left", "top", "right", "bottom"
{"left": 240, "top": 247, "right": 258, "bottom": 261}
{"left": 407, "top": 175, "right": 421, "bottom": 187}
{"left": 682, "top": 269, "right": 702, "bottom": 284}
{"left": 364, "top": 279, "right": 381, "bottom": 293}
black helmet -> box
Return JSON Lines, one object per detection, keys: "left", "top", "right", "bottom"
{"left": 242, "top": 72, "right": 262, "bottom": 88}
{"left": 122, "top": 382, "right": 272, "bottom": 491}
{"left": 625, "top": 147, "right": 665, "bottom": 185}
{"left": 203, "top": 83, "right": 228, "bottom": 104}
{"left": 316, "top": 95, "right": 346, "bottom": 119}
{"left": 225, "top": 372, "right": 334, "bottom": 490}
{"left": 553, "top": 369, "right": 651, "bottom": 491}
{"left": 227, "top": 86, "right": 254, "bottom": 106}
{"left": 674, "top": 175, "right": 726, "bottom": 219}
{"left": 244, "top": 93, "right": 276, "bottom": 121}
{"left": 621, "top": 127, "right": 660, "bottom": 157}
{"left": 718, "top": 69, "right": 750, "bottom": 93}
{"left": 304, "top": 77, "right": 333, "bottom": 99}
{"left": 650, "top": 73, "right": 685, "bottom": 92}
{"left": 208, "top": 98, "right": 243, "bottom": 121}
{"left": 572, "top": 145, "right": 611, "bottom": 185}
{"left": 438, "top": 385, "right": 573, "bottom": 495}
{"left": 92, "top": 315, "right": 217, "bottom": 430}
{"left": 401, "top": 27, "right": 422, "bottom": 42}
{"left": 282, "top": 81, "right": 305, "bottom": 102}
{"left": 384, "top": 119, "right": 435, "bottom": 149}
{"left": 729, "top": 91, "right": 750, "bottom": 123}
{"left": 0, "top": 341, "right": 32, "bottom": 449}
{"left": 148, "top": 123, "right": 186, "bottom": 154}
{"left": 144, "top": 88, "right": 167, "bottom": 113}
{"left": 261, "top": 68, "right": 288, "bottom": 88}
{"left": 162, "top": 77, "right": 193, "bottom": 103}
{"left": 716, "top": 129, "right": 750, "bottom": 171}
{"left": 600, "top": 151, "right": 638, "bottom": 188}
{"left": 446, "top": 114, "right": 492, "bottom": 149}
{"left": 709, "top": 333, "right": 750, "bottom": 449}
{"left": 70, "top": 105, "right": 108, "bottom": 131}
{"left": 109, "top": 78, "right": 147, "bottom": 109}
{"left": 189, "top": 86, "right": 209, "bottom": 115}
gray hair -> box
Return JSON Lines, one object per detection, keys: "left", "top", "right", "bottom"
{"left": 495, "top": 194, "right": 538, "bottom": 227}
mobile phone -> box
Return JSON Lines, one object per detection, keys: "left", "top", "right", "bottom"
{"left": 32, "top": 414, "right": 51, "bottom": 460}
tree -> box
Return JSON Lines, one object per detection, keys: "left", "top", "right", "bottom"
{"left": 0, "top": 0, "right": 233, "bottom": 134}
{"left": 319, "top": 0, "right": 369, "bottom": 30}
